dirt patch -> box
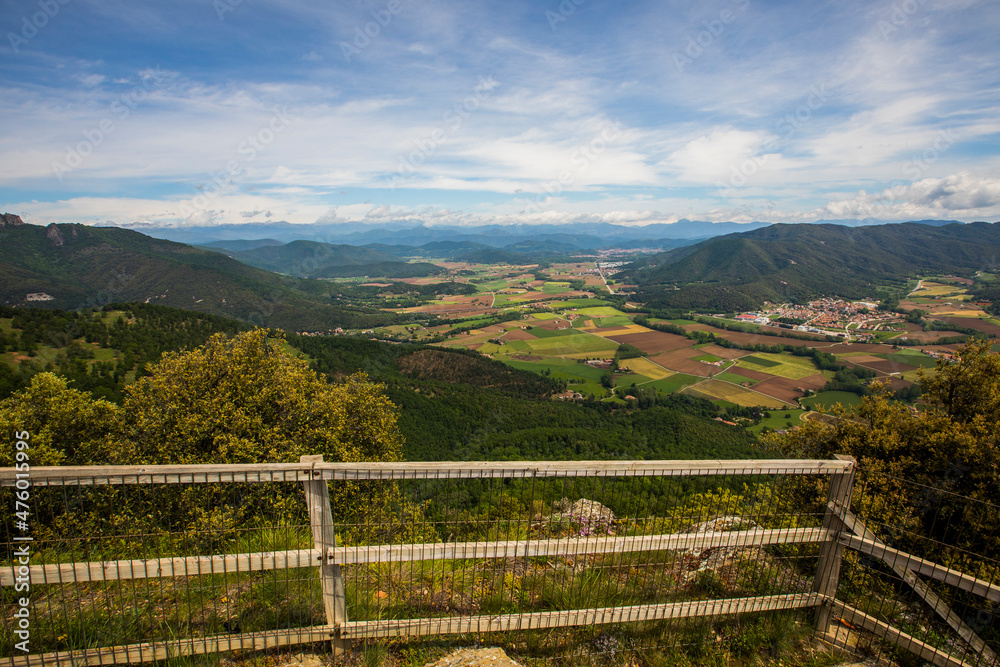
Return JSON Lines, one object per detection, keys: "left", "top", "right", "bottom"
{"left": 891, "top": 330, "right": 964, "bottom": 343}
{"left": 648, "top": 351, "right": 711, "bottom": 376}
{"left": 510, "top": 354, "right": 542, "bottom": 361}
{"left": 606, "top": 331, "right": 694, "bottom": 354}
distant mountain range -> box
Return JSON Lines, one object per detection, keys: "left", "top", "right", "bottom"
{"left": 109, "top": 218, "right": 972, "bottom": 250}
{"left": 627, "top": 221, "right": 1000, "bottom": 311}
{"left": 0, "top": 221, "right": 402, "bottom": 331}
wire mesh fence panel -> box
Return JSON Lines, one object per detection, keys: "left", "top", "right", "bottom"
{"left": 826, "top": 466, "right": 1000, "bottom": 667}
{"left": 1, "top": 471, "right": 329, "bottom": 665}
{"left": 2, "top": 460, "right": 856, "bottom": 666}
{"left": 332, "top": 465, "right": 834, "bottom": 665}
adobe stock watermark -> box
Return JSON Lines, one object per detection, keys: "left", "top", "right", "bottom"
{"left": 7, "top": 0, "right": 71, "bottom": 54}
{"left": 877, "top": 0, "right": 928, "bottom": 40}
{"left": 545, "top": 0, "right": 586, "bottom": 30}
{"left": 903, "top": 128, "right": 956, "bottom": 180}
{"left": 181, "top": 106, "right": 293, "bottom": 218}
{"left": 213, "top": 0, "right": 243, "bottom": 21}
{"left": 341, "top": 0, "right": 416, "bottom": 62}
{"left": 521, "top": 120, "right": 623, "bottom": 215}
{"left": 51, "top": 67, "right": 169, "bottom": 182}
{"left": 672, "top": 0, "right": 750, "bottom": 73}
{"left": 385, "top": 76, "right": 499, "bottom": 188}
{"left": 716, "top": 82, "right": 828, "bottom": 192}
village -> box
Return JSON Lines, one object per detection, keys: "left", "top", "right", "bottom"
{"left": 724, "top": 297, "right": 905, "bottom": 340}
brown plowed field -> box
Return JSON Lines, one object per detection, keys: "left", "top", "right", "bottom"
{"left": 648, "top": 349, "right": 711, "bottom": 376}
{"left": 752, "top": 376, "right": 820, "bottom": 403}
{"left": 940, "top": 317, "right": 1000, "bottom": 335}
{"left": 607, "top": 331, "right": 695, "bottom": 354}
{"left": 892, "top": 330, "right": 965, "bottom": 342}
{"left": 727, "top": 366, "right": 774, "bottom": 382}
{"left": 697, "top": 344, "right": 749, "bottom": 359}
{"left": 681, "top": 325, "right": 829, "bottom": 348}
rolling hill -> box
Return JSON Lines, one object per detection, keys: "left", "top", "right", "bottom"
{"left": 211, "top": 240, "right": 445, "bottom": 278}
{"left": 628, "top": 221, "right": 1000, "bottom": 310}
{"left": 0, "top": 221, "right": 405, "bottom": 331}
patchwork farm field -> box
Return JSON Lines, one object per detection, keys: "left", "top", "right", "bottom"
{"left": 683, "top": 379, "right": 791, "bottom": 409}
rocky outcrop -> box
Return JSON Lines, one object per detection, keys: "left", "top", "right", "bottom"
{"left": 46, "top": 223, "right": 64, "bottom": 247}
{"left": 543, "top": 498, "right": 616, "bottom": 536}
{"left": 1, "top": 212, "right": 24, "bottom": 226}
{"left": 426, "top": 648, "right": 523, "bottom": 667}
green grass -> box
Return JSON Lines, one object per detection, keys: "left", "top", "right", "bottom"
{"left": 541, "top": 281, "right": 571, "bottom": 294}
{"left": 749, "top": 409, "right": 806, "bottom": 434}
{"left": 546, "top": 298, "right": 613, "bottom": 308}
{"left": 693, "top": 354, "right": 722, "bottom": 363}
{"left": 883, "top": 352, "right": 937, "bottom": 368}
{"left": 800, "top": 391, "right": 864, "bottom": 410}
{"left": 646, "top": 374, "right": 701, "bottom": 393}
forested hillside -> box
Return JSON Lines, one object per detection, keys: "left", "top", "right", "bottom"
{"left": 629, "top": 221, "right": 1000, "bottom": 310}
{"left": 0, "top": 222, "right": 406, "bottom": 331}
{"left": 1, "top": 304, "right": 757, "bottom": 463}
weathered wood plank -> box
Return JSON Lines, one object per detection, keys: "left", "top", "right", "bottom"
{"left": 827, "top": 600, "right": 973, "bottom": 667}
{"left": 0, "top": 550, "right": 318, "bottom": 587}
{"left": 813, "top": 454, "right": 856, "bottom": 635}
{"left": 331, "top": 527, "right": 832, "bottom": 565}
{"left": 340, "top": 593, "right": 826, "bottom": 638}
{"left": 1, "top": 527, "right": 829, "bottom": 587}
{"left": 832, "top": 503, "right": 999, "bottom": 663}
{"left": 0, "top": 459, "right": 852, "bottom": 487}
{"left": 301, "top": 455, "right": 347, "bottom": 630}
{"left": 838, "top": 532, "right": 1000, "bottom": 603}
{"left": 2, "top": 626, "right": 335, "bottom": 667}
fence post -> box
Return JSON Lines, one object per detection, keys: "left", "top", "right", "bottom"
{"left": 300, "top": 455, "right": 348, "bottom": 653}
{"left": 813, "top": 454, "right": 856, "bottom": 637}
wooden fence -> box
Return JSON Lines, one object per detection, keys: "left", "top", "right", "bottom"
{"left": 2, "top": 456, "right": 997, "bottom": 666}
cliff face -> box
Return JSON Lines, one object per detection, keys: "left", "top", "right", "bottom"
{"left": 1, "top": 213, "right": 25, "bottom": 226}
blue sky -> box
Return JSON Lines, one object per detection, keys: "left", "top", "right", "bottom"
{"left": 1, "top": 0, "right": 998, "bottom": 228}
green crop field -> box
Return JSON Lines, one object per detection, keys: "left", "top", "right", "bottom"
{"left": 738, "top": 353, "right": 819, "bottom": 379}
{"left": 645, "top": 374, "right": 700, "bottom": 394}
{"left": 506, "top": 334, "right": 619, "bottom": 356}
{"left": 527, "top": 327, "right": 579, "bottom": 338}
{"left": 574, "top": 306, "right": 629, "bottom": 317}
{"left": 740, "top": 354, "right": 781, "bottom": 368}
{"left": 546, "top": 299, "right": 613, "bottom": 309}
{"left": 542, "top": 282, "right": 571, "bottom": 293}
{"left": 882, "top": 352, "right": 937, "bottom": 368}
{"left": 591, "top": 316, "right": 633, "bottom": 327}
{"left": 800, "top": 391, "right": 863, "bottom": 410}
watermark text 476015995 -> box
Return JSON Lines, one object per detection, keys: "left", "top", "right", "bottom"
{"left": 12, "top": 430, "right": 33, "bottom": 654}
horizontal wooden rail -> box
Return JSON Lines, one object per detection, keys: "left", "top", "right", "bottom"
{"left": 340, "top": 593, "right": 826, "bottom": 638}
{"left": 2, "top": 527, "right": 830, "bottom": 587}
{"left": 1, "top": 549, "right": 319, "bottom": 587}
{"left": 0, "top": 458, "right": 853, "bottom": 487}
{"left": 826, "top": 600, "right": 974, "bottom": 667}
{"left": 3, "top": 626, "right": 337, "bottom": 667}
{"left": 840, "top": 534, "right": 1000, "bottom": 603}
{"left": 333, "top": 526, "right": 832, "bottom": 565}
